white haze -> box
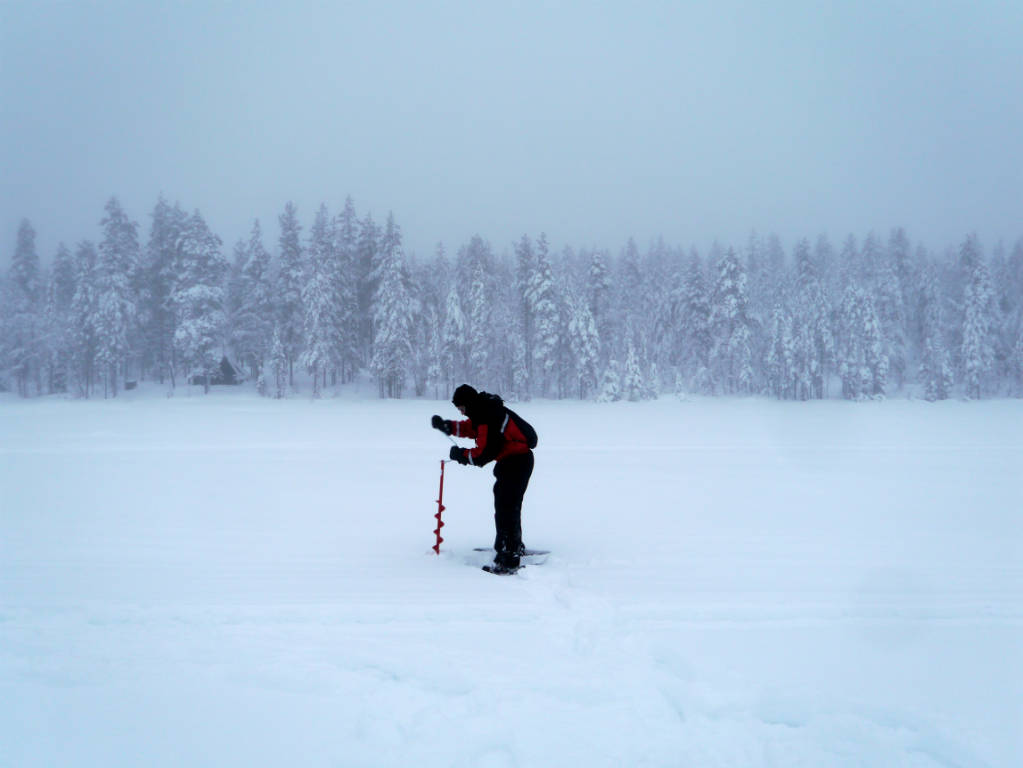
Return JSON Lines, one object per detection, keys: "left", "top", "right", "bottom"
{"left": 3, "top": 0, "right": 1023, "bottom": 260}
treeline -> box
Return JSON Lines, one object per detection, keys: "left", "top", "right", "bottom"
{"left": 2, "top": 196, "right": 1022, "bottom": 401}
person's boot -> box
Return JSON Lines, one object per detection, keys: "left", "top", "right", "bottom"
{"left": 485, "top": 548, "right": 520, "bottom": 574}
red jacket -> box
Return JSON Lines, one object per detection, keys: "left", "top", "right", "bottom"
{"left": 452, "top": 410, "right": 532, "bottom": 466}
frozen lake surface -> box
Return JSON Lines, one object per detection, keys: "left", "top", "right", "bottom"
{"left": 2, "top": 390, "right": 1021, "bottom": 766}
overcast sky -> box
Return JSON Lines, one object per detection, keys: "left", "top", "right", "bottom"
{"left": 3, "top": 0, "right": 1022, "bottom": 263}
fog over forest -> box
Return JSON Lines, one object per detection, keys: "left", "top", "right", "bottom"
{"left": 3, "top": 197, "right": 1021, "bottom": 402}
{"left": 4, "top": 3, "right": 1022, "bottom": 404}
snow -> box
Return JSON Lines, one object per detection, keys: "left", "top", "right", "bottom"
{"left": 1, "top": 389, "right": 1021, "bottom": 767}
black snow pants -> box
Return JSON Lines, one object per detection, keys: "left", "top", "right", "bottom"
{"left": 492, "top": 450, "right": 534, "bottom": 569}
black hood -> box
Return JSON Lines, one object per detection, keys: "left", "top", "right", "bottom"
{"left": 452, "top": 384, "right": 478, "bottom": 408}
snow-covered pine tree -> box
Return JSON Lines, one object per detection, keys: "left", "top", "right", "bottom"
{"left": 566, "top": 294, "right": 600, "bottom": 399}
{"left": 300, "top": 204, "right": 343, "bottom": 396}
{"left": 0, "top": 276, "right": 14, "bottom": 393}
{"left": 650, "top": 246, "right": 687, "bottom": 385}
{"left": 618, "top": 237, "right": 644, "bottom": 315}
{"left": 266, "top": 323, "right": 288, "bottom": 398}
{"left": 411, "top": 299, "right": 438, "bottom": 398}
{"left": 743, "top": 230, "right": 766, "bottom": 309}
{"left": 1010, "top": 331, "right": 1023, "bottom": 397}
{"left": 554, "top": 274, "right": 578, "bottom": 399}
{"left": 814, "top": 234, "right": 840, "bottom": 308}
{"left": 960, "top": 250, "right": 995, "bottom": 399}
{"left": 988, "top": 240, "right": 1022, "bottom": 392}
{"left": 752, "top": 234, "right": 788, "bottom": 389}
{"left": 440, "top": 285, "right": 467, "bottom": 393}
{"left": 224, "top": 238, "right": 249, "bottom": 370}
{"left": 370, "top": 229, "right": 412, "bottom": 398}
{"left": 587, "top": 249, "right": 613, "bottom": 365}
{"left": 69, "top": 242, "right": 100, "bottom": 397}
{"left": 487, "top": 272, "right": 522, "bottom": 396}
{"left": 232, "top": 220, "right": 274, "bottom": 383}
{"left": 529, "top": 234, "right": 559, "bottom": 397}
{"left": 874, "top": 229, "right": 911, "bottom": 391}
{"left": 406, "top": 255, "right": 441, "bottom": 398}
{"left": 765, "top": 233, "right": 786, "bottom": 275}
{"left": 143, "top": 197, "right": 188, "bottom": 385}
{"left": 356, "top": 212, "right": 381, "bottom": 365}
{"left": 95, "top": 198, "right": 140, "bottom": 397}
{"left": 509, "top": 332, "right": 529, "bottom": 401}
{"left": 606, "top": 238, "right": 643, "bottom": 368}
{"left": 837, "top": 285, "right": 888, "bottom": 399}
{"left": 707, "top": 247, "right": 755, "bottom": 394}
{"left": 40, "top": 242, "right": 76, "bottom": 393}
{"left": 514, "top": 235, "right": 536, "bottom": 394}
{"left": 4, "top": 219, "right": 43, "bottom": 395}
{"left": 675, "top": 251, "right": 712, "bottom": 393}
{"left": 921, "top": 339, "right": 954, "bottom": 401}
{"left": 837, "top": 234, "right": 859, "bottom": 292}
{"left": 765, "top": 303, "right": 796, "bottom": 399}
{"left": 1005, "top": 240, "right": 1023, "bottom": 396}
{"left": 860, "top": 231, "right": 883, "bottom": 285}
{"left": 917, "top": 262, "right": 952, "bottom": 401}
{"left": 10, "top": 218, "right": 42, "bottom": 303}
{"left": 332, "top": 197, "right": 360, "bottom": 382}
{"left": 465, "top": 258, "right": 489, "bottom": 386}
{"left": 622, "top": 339, "right": 645, "bottom": 402}
{"left": 793, "top": 238, "right": 833, "bottom": 399}
{"left": 597, "top": 357, "right": 621, "bottom": 402}
{"left": 172, "top": 211, "right": 227, "bottom": 393}
{"left": 276, "top": 202, "right": 305, "bottom": 386}
{"left": 791, "top": 321, "right": 814, "bottom": 401}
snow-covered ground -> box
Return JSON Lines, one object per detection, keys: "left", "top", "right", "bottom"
{"left": 1, "top": 389, "right": 1021, "bottom": 767}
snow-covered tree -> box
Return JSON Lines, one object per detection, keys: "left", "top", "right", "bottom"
{"left": 1011, "top": 332, "right": 1023, "bottom": 397}
{"left": 275, "top": 202, "right": 305, "bottom": 386}
{"left": 142, "top": 197, "right": 188, "bottom": 384}
{"left": 3, "top": 219, "right": 43, "bottom": 395}
{"left": 707, "top": 248, "right": 755, "bottom": 394}
{"left": 917, "top": 263, "right": 952, "bottom": 401}
{"left": 566, "top": 294, "right": 601, "bottom": 399}
{"left": 765, "top": 303, "right": 796, "bottom": 399}
{"left": 224, "top": 239, "right": 249, "bottom": 365}
{"left": 69, "top": 241, "right": 100, "bottom": 397}
{"left": 232, "top": 220, "right": 274, "bottom": 382}
{"left": 587, "top": 249, "right": 613, "bottom": 362}
{"left": 622, "top": 340, "right": 645, "bottom": 401}
{"left": 875, "top": 231, "right": 910, "bottom": 391}
{"left": 264, "top": 323, "right": 288, "bottom": 398}
{"left": 465, "top": 259, "right": 489, "bottom": 386}
{"left": 792, "top": 238, "right": 833, "bottom": 399}
{"left": 528, "top": 234, "right": 559, "bottom": 397}
{"left": 837, "top": 285, "right": 888, "bottom": 399}
{"left": 407, "top": 261, "right": 440, "bottom": 398}
{"left": 42, "top": 242, "right": 77, "bottom": 393}
{"left": 514, "top": 235, "right": 536, "bottom": 393}
{"left": 95, "top": 198, "right": 140, "bottom": 396}
{"left": 300, "top": 205, "right": 344, "bottom": 396}
{"left": 672, "top": 251, "right": 712, "bottom": 392}
{"left": 597, "top": 358, "right": 621, "bottom": 402}
{"left": 960, "top": 252, "right": 995, "bottom": 399}
{"left": 440, "top": 285, "right": 467, "bottom": 393}
{"left": 10, "top": 218, "right": 42, "bottom": 303}
{"left": 370, "top": 219, "right": 412, "bottom": 398}
{"left": 356, "top": 212, "right": 381, "bottom": 363}
{"left": 332, "top": 197, "right": 360, "bottom": 382}
{"left": 172, "top": 211, "right": 227, "bottom": 392}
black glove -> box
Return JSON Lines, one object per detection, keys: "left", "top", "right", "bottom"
{"left": 432, "top": 415, "right": 453, "bottom": 435}
{"left": 449, "top": 445, "right": 469, "bottom": 465}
